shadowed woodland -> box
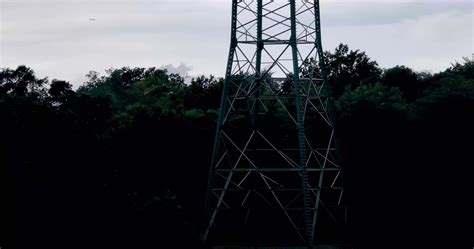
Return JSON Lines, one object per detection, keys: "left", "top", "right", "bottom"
{"left": 1, "top": 44, "right": 473, "bottom": 248}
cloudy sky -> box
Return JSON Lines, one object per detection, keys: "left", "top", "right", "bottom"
{"left": 1, "top": 0, "right": 472, "bottom": 88}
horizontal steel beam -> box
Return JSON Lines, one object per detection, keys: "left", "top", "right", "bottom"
{"left": 238, "top": 40, "right": 315, "bottom": 45}
{"left": 211, "top": 188, "right": 343, "bottom": 191}
{"left": 216, "top": 168, "right": 340, "bottom": 172}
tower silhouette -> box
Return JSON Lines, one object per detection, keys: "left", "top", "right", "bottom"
{"left": 204, "top": 0, "right": 345, "bottom": 247}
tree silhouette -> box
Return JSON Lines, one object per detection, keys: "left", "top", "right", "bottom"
{"left": 2, "top": 48, "right": 473, "bottom": 248}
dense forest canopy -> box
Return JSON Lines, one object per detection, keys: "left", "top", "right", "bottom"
{"left": 1, "top": 44, "right": 473, "bottom": 248}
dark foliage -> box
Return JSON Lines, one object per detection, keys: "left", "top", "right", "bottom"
{"left": 2, "top": 50, "right": 473, "bottom": 248}
{"left": 323, "top": 44, "right": 382, "bottom": 97}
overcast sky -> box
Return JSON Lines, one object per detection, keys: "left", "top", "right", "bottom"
{"left": 1, "top": 0, "right": 473, "bottom": 88}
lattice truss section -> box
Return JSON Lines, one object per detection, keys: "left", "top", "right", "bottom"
{"left": 205, "top": 0, "right": 345, "bottom": 245}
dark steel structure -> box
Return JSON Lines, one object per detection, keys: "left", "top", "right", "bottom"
{"left": 204, "top": 0, "right": 345, "bottom": 247}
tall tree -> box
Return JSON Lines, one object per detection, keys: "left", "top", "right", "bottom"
{"left": 0, "top": 65, "right": 48, "bottom": 99}
{"left": 48, "top": 80, "right": 75, "bottom": 105}
{"left": 324, "top": 44, "right": 382, "bottom": 97}
{"left": 300, "top": 44, "right": 382, "bottom": 97}
{"left": 381, "top": 66, "right": 426, "bottom": 102}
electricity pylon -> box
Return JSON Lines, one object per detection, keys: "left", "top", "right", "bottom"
{"left": 204, "top": 0, "right": 345, "bottom": 247}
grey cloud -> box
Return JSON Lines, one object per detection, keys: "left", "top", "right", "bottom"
{"left": 159, "top": 63, "right": 193, "bottom": 76}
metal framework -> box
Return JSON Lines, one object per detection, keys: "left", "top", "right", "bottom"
{"left": 204, "top": 0, "right": 345, "bottom": 247}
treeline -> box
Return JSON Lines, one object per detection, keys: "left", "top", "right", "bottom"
{"left": 1, "top": 44, "right": 473, "bottom": 248}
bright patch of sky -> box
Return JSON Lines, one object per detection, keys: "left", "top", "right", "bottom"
{"left": 1, "top": 0, "right": 472, "bottom": 87}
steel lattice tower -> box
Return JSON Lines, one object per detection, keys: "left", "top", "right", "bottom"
{"left": 204, "top": 0, "right": 345, "bottom": 247}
